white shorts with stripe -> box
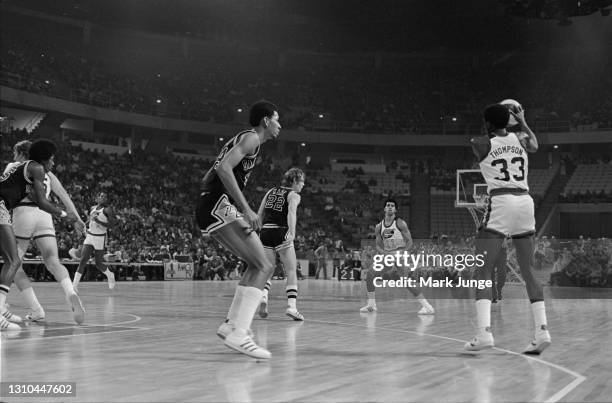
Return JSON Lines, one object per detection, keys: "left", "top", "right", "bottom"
{"left": 13, "top": 205, "right": 55, "bottom": 240}
{"left": 482, "top": 193, "right": 535, "bottom": 237}
{"left": 0, "top": 200, "right": 11, "bottom": 226}
{"left": 84, "top": 231, "right": 107, "bottom": 250}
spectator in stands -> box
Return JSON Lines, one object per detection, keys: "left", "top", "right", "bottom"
{"left": 206, "top": 250, "right": 225, "bottom": 281}
{"left": 314, "top": 242, "right": 329, "bottom": 279}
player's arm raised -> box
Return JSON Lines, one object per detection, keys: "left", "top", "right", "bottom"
{"left": 512, "top": 110, "right": 538, "bottom": 153}
{"left": 215, "top": 132, "right": 260, "bottom": 229}
{"left": 48, "top": 171, "right": 86, "bottom": 234}
{"left": 375, "top": 222, "right": 385, "bottom": 254}
{"left": 397, "top": 218, "right": 414, "bottom": 250}
{"left": 286, "top": 191, "right": 301, "bottom": 243}
{"left": 27, "top": 163, "right": 77, "bottom": 222}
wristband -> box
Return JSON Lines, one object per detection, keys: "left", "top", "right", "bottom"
{"left": 60, "top": 210, "right": 67, "bottom": 218}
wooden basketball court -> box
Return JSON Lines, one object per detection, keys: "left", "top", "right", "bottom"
{"left": 1, "top": 280, "right": 610, "bottom": 402}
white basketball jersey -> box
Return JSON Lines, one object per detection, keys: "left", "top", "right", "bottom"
{"left": 88, "top": 205, "right": 109, "bottom": 234}
{"left": 3, "top": 161, "right": 51, "bottom": 200}
{"left": 380, "top": 219, "right": 406, "bottom": 252}
{"left": 479, "top": 133, "right": 529, "bottom": 193}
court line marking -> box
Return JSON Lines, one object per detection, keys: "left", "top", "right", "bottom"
{"left": 81, "top": 311, "right": 143, "bottom": 327}
{"left": 11, "top": 310, "right": 144, "bottom": 340}
{"left": 10, "top": 326, "right": 150, "bottom": 341}
{"left": 305, "top": 317, "right": 586, "bottom": 403}
{"left": 176, "top": 306, "right": 587, "bottom": 402}
{"left": 9, "top": 301, "right": 586, "bottom": 401}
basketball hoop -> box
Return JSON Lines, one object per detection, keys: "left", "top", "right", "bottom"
{"left": 467, "top": 194, "right": 488, "bottom": 229}
{"left": 455, "top": 170, "right": 489, "bottom": 229}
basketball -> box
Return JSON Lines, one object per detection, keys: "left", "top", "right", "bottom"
{"left": 500, "top": 99, "right": 523, "bottom": 127}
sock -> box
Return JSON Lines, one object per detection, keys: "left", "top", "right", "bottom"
{"left": 59, "top": 278, "right": 75, "bottom": 297}
{"left": 475, "top": 299, "right": 492, "bottom": 335}
{"left": 286, "top": 286, "right": 297, "bottom": 310}
{"left": 226, "top": 286, "right": 245, "bottom": 323}
{"left": 103, "top": 269, "right": 112, "bottom": 278}
{"left": 262, "top": 280, "right": 271, "bottom": 300}
{"left": 21, "top": 288, "right": 43, "bottom": 312}
{"left": 367, "top": 291, "right": 376, "bottom": 305}
{"left": 531, "top": 301, "right": 548, "bottom": 331}
{"left": 0, "top": 286, "right": 8, "bottom": 310}
{"left": 234, "top": 286, "right": 263, "bottom": 333}
{"left": 73, "top": 272, "right": 82, "bottom": 286}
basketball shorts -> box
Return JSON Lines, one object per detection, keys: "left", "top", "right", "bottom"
{"left": 196, "top": 192, "right": 243, "bottom": 235}
{"left": 482, "top": 193, "right": 535, "bottom": 237}
{"left": 260, "top": 226, "right": 293, "bottom": 252}
{"left": 0, "top": 200, "right": 11, "bottom": 226}
{"left": 84, "top": 231, "right": 107, "bottom": 250}
{"left": 13, "top": 205, "right": 55, "bottom": 240}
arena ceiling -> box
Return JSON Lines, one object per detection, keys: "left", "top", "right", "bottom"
{"left": 6, "top": 0, "right": 612, "bottom": 52}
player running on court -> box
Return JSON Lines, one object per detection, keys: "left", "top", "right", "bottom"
{"left": 0, "top": 139, "right": 80, "bottom": 330}
{"left": 73, "top": 191, "right": 116, "bottom": 291}
{"left": 5, "top": 140, "right": 86, "bottom": 323}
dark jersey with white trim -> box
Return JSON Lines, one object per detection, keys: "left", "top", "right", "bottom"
{"left": 0, "top": 161, "right": 32, "bottom": 209}
{"left": 261, "top": 186, "right": 291, "bottom": 228}
{"left": 201, "top": 130, "right": 260, "bottom": 196}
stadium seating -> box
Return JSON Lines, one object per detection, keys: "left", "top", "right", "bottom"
{"left": 562, "top": 164, "right": 612, "bottom": 197}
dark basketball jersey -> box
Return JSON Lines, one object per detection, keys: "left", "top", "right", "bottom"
{"left": 262, "top": 186, "right": 291, "bottom": 228}
{"left": 0, "top": 161, "right": 32, "bottom": 210}
{"left": 201, "top": 129, "right": 260, "bottom": 196}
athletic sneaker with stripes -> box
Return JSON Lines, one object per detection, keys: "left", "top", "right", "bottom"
{"left": 0, "top": 315, "right": 20, "bottom": 330}
{"left": 2, "top": 308, "right": 23, "bottom": 323}
{"left": 224, "top": 329, "right": 271, "bottom": 359}
{"left": 285, "top": 307, "right": 304, "bottom": 321}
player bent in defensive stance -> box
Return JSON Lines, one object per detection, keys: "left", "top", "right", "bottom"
{"left": 360, "top": 199, "right": 435, "bottom": 315}
{"left": 195, "top": 100, "right": 281, "bottom": 359}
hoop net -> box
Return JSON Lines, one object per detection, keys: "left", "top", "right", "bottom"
{"left": 455, "top": 170, "right": 488, "bottom": 228}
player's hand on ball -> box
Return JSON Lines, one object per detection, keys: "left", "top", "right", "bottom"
{"left": 509, "top": 109, "right": 527, "bottom": 127}
{"left": 244, "top": 208, "right": 261, "bottom": 232}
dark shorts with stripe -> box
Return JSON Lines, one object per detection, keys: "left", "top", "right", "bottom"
{"left": 195, "top": 192, "right": 243, "bottom": 235}
{"left": 260, "top": 227, "right": 292, "bottom": 251}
